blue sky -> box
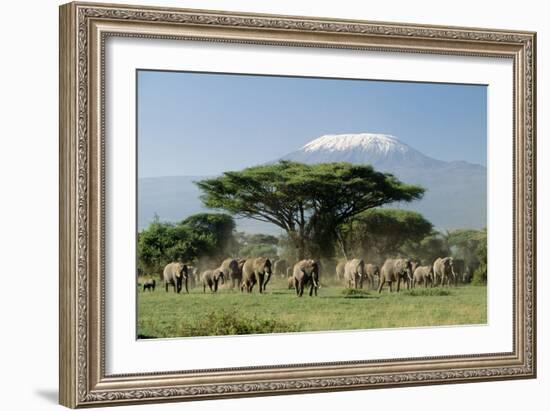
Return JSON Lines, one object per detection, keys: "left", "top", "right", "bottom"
{"left": 137, "top": 70, "right": 487, "bottom": 178}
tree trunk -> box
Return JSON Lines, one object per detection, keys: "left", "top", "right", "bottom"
{"left": 335, "top": 229, "right": 348, "bottom": 260}
{"left": 288, "top": 230, "right": 307, "bottom": 261}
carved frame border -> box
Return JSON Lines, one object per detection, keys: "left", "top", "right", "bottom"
{"left": 59, "top": 2, "right": 536, "bottom": 408}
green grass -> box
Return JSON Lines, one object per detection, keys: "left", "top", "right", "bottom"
{"left": 137, "top": 277, "right": 487, "bottom": 339}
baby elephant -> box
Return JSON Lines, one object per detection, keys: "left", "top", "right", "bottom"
{"left": 412, "top": 266, "right": 433, "bottom": 288}
{"left": 142, "top": 278, "right": 156, "bottom": 292}
{"left": 201, "top": 269, "right": 225, "bottom": 293}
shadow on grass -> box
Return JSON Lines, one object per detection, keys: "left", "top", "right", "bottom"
{"left": 403, "top": 288, "right": 452, "bottom": 297}
{"left": 137, "top": 334, "right": 157, "bottom": 339}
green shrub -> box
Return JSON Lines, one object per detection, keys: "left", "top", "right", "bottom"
{"left": 176, "top": 309, "right": 299, "bottom": 336}
{"left": 472, "top": 264, "right": 487, "bottom": 285}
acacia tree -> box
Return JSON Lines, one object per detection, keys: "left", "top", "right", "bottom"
{"left": 196, "top": 161, "right": 424, "bottom": 259}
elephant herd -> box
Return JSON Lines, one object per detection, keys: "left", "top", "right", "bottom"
{"left": 155, "top": 257, "right": 319, "bottom": 298}
{"left": 336, "top": 256, "right": 467, "bottom": 293}
{"left": 149, "top": 256, "right": 468, "bottom": 297}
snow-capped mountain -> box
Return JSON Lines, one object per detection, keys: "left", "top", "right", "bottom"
{"left": 281, "top": 133, "right": 487, "bottom": 230}
{"left": 283, "top": 133, "right": 443, "bottom": 169}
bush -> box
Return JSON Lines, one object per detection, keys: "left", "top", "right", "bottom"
{"left": 472, "top": 264, "right": 487, "bottom": 285}
{"left": 176, "top": 310, "right": 299, "bottom": 336}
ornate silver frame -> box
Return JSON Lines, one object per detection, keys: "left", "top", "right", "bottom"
{"left": 59, "top": 2, "right": 536, "bottom": 408}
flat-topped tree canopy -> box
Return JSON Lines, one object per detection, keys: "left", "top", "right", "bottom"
{"left": 196, "top": 161, "right": 425, "bottom": 259}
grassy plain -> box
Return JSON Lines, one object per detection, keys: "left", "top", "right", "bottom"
{"left": 137, "top": 277, "right": 487, "bottom": 339}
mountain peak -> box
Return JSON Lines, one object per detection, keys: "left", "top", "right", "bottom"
{"left": 281, "top": 132, "right": 441, "bottom": 170}
{"left": 302, "top": 133, "right": 410, "bottom": 156}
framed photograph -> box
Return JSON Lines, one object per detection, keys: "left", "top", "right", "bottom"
{"left": 59, "top": 2, "right": 537, "bottom": 408}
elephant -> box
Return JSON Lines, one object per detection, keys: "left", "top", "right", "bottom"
{"left": 463, "top": 265, "right": 474, "bottom": 283}
{"left": 378, "top": 258, "right": 413, "bottom": 293}
{"left": 433, "top": 257, "right": 456, "bottom": 286}
{"left": 240, "top": 257, "right": 272, "bottom": 293}
{"left": 343, "top": 259, "right": 366, "bottom": 289}
{"left": 410, "top": 260, "right": 421, "bottom": 276}
{"left": 412, "top": 265, "right": 433, "bottom": 288}
{"left": 201, "top": 268, "right": 225, "bottom": 293}
{"left": 292, "top": 259, "right": 320, "bottom": 297}
{"left": 453, "top": 259, "right": 466, "bottom": 284}
{"left": 218, "top": 258, "right": 241, "bottom": 289}
{"left": 335, "top": 261, "right": 346, "bottom": 282}
{"left": 163, "top": 262, "right": 189, "bottom": 293}
{"left": 365, "top": 263, "right": 380, "bottom": 290}
{"left": 273, "top": 259, "right": 289, "bottom": 279}
{"left": 142, "top": 278, "right": 155, "bottom": 292}
{"left": 287, "top": 276, "right": 296, "bottom": 290}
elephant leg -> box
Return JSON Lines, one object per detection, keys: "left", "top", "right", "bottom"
{"left": 377, "top": 278, "right": 385, "bottom": 293}
{"left": 263, "top": 273, "right": 271, "bottom": 292}
{"left": 295, "top": 281, "right": 299, "bottom": 296}
{"left": 396, "top": 278, "right": 401, "bottom": 292}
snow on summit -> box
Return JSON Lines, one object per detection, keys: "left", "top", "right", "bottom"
{"left": 281, "top": 132, "right": 440, "bottom": 169}
{"left": 302, "top": 133, "right": 410, "bottom": 155}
